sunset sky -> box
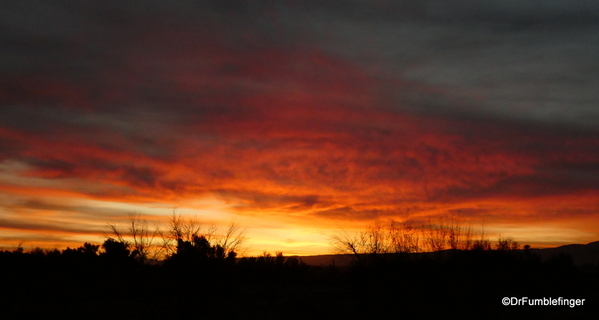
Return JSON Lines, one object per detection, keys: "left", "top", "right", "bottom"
{"left": 1, "top": 1, "right": 598, "bottom": 255}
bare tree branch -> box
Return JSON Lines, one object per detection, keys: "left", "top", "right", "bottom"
{"left": 217, "top": 221, "right": 247, "bottom": 257}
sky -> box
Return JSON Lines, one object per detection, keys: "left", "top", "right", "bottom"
{"left": 1, "top": 0, "right": 598, "bottom": 255}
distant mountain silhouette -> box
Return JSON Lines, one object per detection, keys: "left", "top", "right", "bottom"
{"left": 531, "top": 241, "right": 599, "bottom": 266}
{"left": 287, "top": 254, "right": 354, "bottom": 266}
{"left": 292, "top": 241, "right": 599, "bottom": 266}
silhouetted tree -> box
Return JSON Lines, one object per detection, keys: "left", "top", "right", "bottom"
{"left": 471, "top": 239, "right": 492, "bottom": 250}
{"left": 158, "top": 211, "right": 247, "bottom": 261}
{"left": 425, "top": 219, "right": 448, "bottom": 252}
{"left": 215, "top": 221, "right": 247, "bottom": 258}
{"left": 167, "top": 233, "right": 238, "bottom": 269}
{"left": 61, "top": 243, "right": 99, "bottom": 261}
{"left": 388, "top": 220, "right": 421, "bottom": 253}
{"left": 101, "top": 238, "right": 132, "bottom": 262}
{"left": 496, "top": 237, "right": 519, "bottom": 251}
{"left": 158, "top": 210, "right": 204, "bottom": 258}
{"left": 108, "top": 212, "right": 158, "bottom": 262}
{"left": 329, "top": 227, "right": 365, "bottom": 264}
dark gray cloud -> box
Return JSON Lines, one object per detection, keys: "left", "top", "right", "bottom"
{"left": 289, "top": 1, "right": 599, "bottom": 129}
{"left": 3, "top": 0, "right": 597, "bottom": 131}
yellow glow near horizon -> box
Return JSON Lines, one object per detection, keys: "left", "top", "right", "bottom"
{"left": 1, "top": 187, "right": 598, "bottom": 256}
{"left": 1, "top": 161, "right": 598, "bottom": 256}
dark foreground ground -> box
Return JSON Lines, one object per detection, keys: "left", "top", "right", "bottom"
{"left": 1, "top": 249, "right": 597, "bottom": 319}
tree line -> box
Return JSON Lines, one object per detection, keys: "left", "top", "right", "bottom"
{"left": 4, "top": 213, "right": 525, "bottom": 265}
{"left": 330, "top": 216, "right": 524, "bottom": 265}
{"left": 0, "top": 211, "right": 305, "bottom": 273}
{"left": 104, "top": 211, "right": 247, "bottom": 264}
{"left": 1, "top": 212, "right": 596, "bottom": 319}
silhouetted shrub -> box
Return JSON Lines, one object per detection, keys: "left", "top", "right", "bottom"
{"left": 100, "top": 238, "right": 132, "bottom": 262}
